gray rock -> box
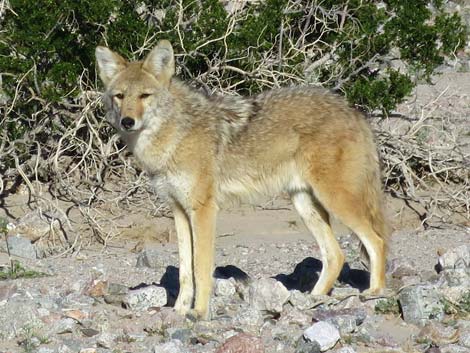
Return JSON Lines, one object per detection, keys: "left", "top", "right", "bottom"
{"left": 136, "top": 249, "right": 165, "bottom": 269}
{"left": 289, "top": 290, "right": 318, "bottom": 311}
{"left": 37, "top": 347, "right": 55, "bottom": 353}
{"left": 332, "top": 348, "right": 356, "bottom": 353}
{"left": 249, "top": 278, "right": 290, "bottom": 313}
{"left": 214, "top": 278, "right": 236, "bottom": 297}
{"left": 295, "top": 337, "right": 321, "bottom": 353}
{"left": 96, "top": 332, "right": 117, "bottom": 348}
{"left": 6, "top": 236, "right": 37, "bottom": 259}
{"left": 0, "top": 297, "right": 42, "bottom": 339}
{"left": 438, "top": 245, "right": 470, "bottom": 270}
{"left": 153, "top": 339, "right": 185, "bottom": 353}
{"left": 438, "top": 268, "right": 470, "bottom": 302}
{"left": 123, "top": 285, "right": 167, "bottom": 311}
{"left": 398, "top": 285, "right": 445, "bottom": 325}
{"left": 303, "top": 321, "right": 341, "bottom": 352}
{"left": 48, "top": 318, "right": 76, "bottom": 334}
{"left": 460, "top": 332, "right": 470, "bottom": 348}
{"left": 440, "top": 344, "right": 470, "bottom": 353}
{"left": 235, "top": 306, "right": 264, "bottom": 328}
{"left": 167, "top": 328, "right": 192, "bottom": 344}
{"left": 103, "top": 282, "right": 129, "bottom": 305}
{"left": 312, "top": 308, "right": 367, "bottom": 333}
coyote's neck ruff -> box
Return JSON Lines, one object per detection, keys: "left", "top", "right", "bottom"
{"left": 96, "top": 40, "right": 389, "bottom": 320}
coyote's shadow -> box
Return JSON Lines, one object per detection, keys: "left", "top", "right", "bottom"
{"left": 159, "top": 264, "right": 250, "bottom": 306}
{"left": 158, "top": 256, "right": 370, "bottom": 306}
{"left": 274, "top": 257, "right": 370, "bottom": 293}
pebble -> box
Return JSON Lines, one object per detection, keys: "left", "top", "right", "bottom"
{"left": 123, "top": 285, "right": 167, "bottom": 311}
{"left": 249, "top": 278, "right": 290, "bottom": 313}
{"left": 303, "top": 321, "right": 341, "bottom": 352}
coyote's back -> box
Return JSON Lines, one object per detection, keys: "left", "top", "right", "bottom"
{"left": 96, "top": 40, "right": 389, "bottom": 320}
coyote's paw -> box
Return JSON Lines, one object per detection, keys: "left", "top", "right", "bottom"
{"left": 174, "top": 295, "right": 192, "bottom": 316}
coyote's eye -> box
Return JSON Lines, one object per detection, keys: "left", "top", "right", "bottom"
{"left": 114, "top": 93, "right": 124, "bottom": 100}
{"left": 140, "top": 93, "right": 151, "bottom": 99}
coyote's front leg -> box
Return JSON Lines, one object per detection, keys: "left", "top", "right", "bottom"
{"left": 191, "top": 198, "right": 217, "bottom": 320}
{"left": 172, "top": 202, "right": 194, "bottom": 315}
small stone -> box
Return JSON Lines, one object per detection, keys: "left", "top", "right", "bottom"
{"left": 6, "top": 236, "right": 37, "bottom": 259}
{"left": 332, "top": 348, "right": 356, "bottom": 353}
{"left": 438, "top": 245, "right": 470, "bottom": 271}
{"left": 216, "top": 333, "right": 265, "bottom": 353}
{"left": 418, "top": 321, "right": 460, "bottom": 345}
{"left": 303, "top": 321, "right": 341, "bottom": 352}
{"left": 289, "top": 290, "right": 317, "bottom": 311}
{"left": 0, "top": 283, "right": 17, "bottom": 301}
{"left": 81, "top": 328, "right": 100, "bottom": 337}
{"left": 49, "top": 317, "right": 76, "bottom": 334}
{"left": 398, "top": 285, "right": 445, "bottom": 325}
{"left": 295, "top": 337, "right": 321, "bottom": 353}
{"left": 460, "top": 328, "right": 470, "bottom": 348}
{"left": 123, "top": 285, "right": 167, "bottom": 311}
{"left": 388, "top": 258, "right": 419, "bottom": 279}
{"left": 37, "top": 347, "right": 55, "bottom": 353}
{"left": 249, "top": 278, "right": 290, "bottom": 313}
{"left": 85, "top": 280, "right": 108, "bottom": 297}
{"left": 167, "top": 328, "right": 192, "bottom": 344}
{"left": 96, "top": 332, "right": 117, "bottom": 348}
{"left": 235, "top": 306, "right": 264, "bottom": 328}
{"left": 63, "top": 309, "right": 88, "bottom": 322}
{"left": 79, "top": 349, "right": 97, "bottom": 353}
{"left": 136, "top": 248, "right": 165, "bottom": 268}
{"left": 440, "top": 344, "right": 470, "bottom": 353}
{"left": 104, "top": 282, "right": 129, "bottom": 305}
{"left": 153, "top": 339, "right": 185, "bottom": 353}
{"left": 215, "top": 278, "right": 236, "bottom": 297}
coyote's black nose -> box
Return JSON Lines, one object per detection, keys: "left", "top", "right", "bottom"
{"left": 121, "top": 117, "right": 135, "bottom": 130}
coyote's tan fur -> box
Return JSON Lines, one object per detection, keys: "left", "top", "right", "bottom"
{"left": 95, "top": 40, "right": 389, "bottom": 320}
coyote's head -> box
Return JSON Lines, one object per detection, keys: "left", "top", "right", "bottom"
{"left": 95, "top": 40, "right": 175, "bottom": 133}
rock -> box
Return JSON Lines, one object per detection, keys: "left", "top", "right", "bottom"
{"left": 81, "top": 328, "right": 100, "bottom": 337}
{"left": 398, "top": 285, "right": 445, "bottom": 325}
{"left": 388, "top": 258, "right": 419, "bottom": 279}
{"left": 437, "top": 245, "right": 470, "bottom": 271}
{"left": 215, "top": 278, "right": 236, "bottom": 297}
{"left": 289, "top": 290, "right": 318, "bottom": 311}
{"left": 153, "top": 340, "right": 185, "bottom": 353}
{"left": 85, "top": 280, "right": 108, "bottom": 297}
{"left": 167, "top": 328, "right": 192, "bottom": 344}
{"left": 460, "top": 326, "right": 470, "bottom": 348}
{"left": 5, "top": 236, "right": 37, "bottom": 259}
{"left": 216, "top": 333, "right": 265, "bottom": 353}
{"left": 103, "top": 282, "right": 129, "bottom": 305}
{"left": 123, "top": 285, "right": 167, "bottom": 311}
{"left": 249, "top": 278, "right": 290, "bottom": 313}
{"left": 0, "top": 283, "right": 17, "bottom": 301}
{"left": 0, "top": 297, "right": 42, "bottom": 340}
{"left": 418, "top": 321, "right": 460, "bottom": 345}
{"left": 312, "top": 308, "right": 367, "bottom": 335}
{"left": 295, "top": 337, "right": 321, "bottom": 353}
{"left": 440, "top": 344, "right": 470, "bottom": 353}
{"left": 96, "top": 332, "right": 117, "bottom": 348}
{"left": 63, "top": 309, "right": 88, "bottom": 322}
{"left": 48, "top": 317, "right": 76, "bottom": 334}
{"left": 13, "top": 210, "right": 65, "bottom": 242}
{"left": 136, "top": 248, "right": 165, "bottom": 269}
{"left": 235, "top": 306, "right": 264, "bottom": 329}
{"left": 303, "top": 321, "right": 341, "bottom": 352}
{"left": 332, "top": 348, "right": 356, "bottom": 353}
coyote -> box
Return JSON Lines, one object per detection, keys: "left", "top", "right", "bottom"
{"left": 95, "top": 40, "right": 389, "bottom": 320}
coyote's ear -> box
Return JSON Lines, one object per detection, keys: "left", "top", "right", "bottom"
{"left": 142, "top": 40, "right": 175, "bottom": 85}
{"left": 95, "top": 46, "right": 127, "bottom": 86}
